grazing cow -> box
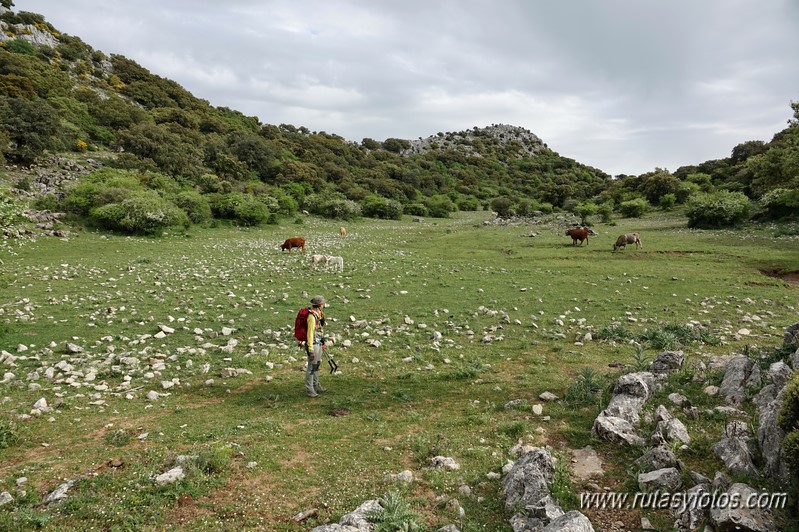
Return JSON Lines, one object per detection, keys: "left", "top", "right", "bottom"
{"left": 565, "top": 227, "right": 590, "bottom": 246}
{"left": 327, "top": 255, "right": 344, "bottom": 272}
{"left": 280, "top": 237, "right": 305, "bottom": 254}
{"left": 339, "top": 226, "right": 347, "bottom": 238}
{"left": 613, "top": 232, "right": 642, "bottom": 251}
{"left": 310, "top": 254, "right": 329, "bottom": 268}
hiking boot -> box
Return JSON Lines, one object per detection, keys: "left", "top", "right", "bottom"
{"left": 314, "top": 385, "right": 326, "bottom": 393}
{"left": 307, "top": 391, "right": 319, "bottom": 398}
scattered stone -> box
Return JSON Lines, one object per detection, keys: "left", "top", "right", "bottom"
{"left": 155, "top": 466, "right": 185, "bottom": 485}
{"left": 532, "top": 404, "right": 544, "bottom": 416}
{"left": 42, "top": 480, "right": 75, "bottom": 506}
{"left": 570, "top": 446, "right": 604, "bottom": 480}
{"left": 539, "top": 391, "right": 558, "bottom": 401}
{"left": 649, "top": 350, "right": 685, "bottom": 373}
{"left": 540, "top": 510, "right": 595, "bottom": 531}
{"left": 638, "top": 467, "right": 682, "bottom": 492}
{"left": 384, "top": 470, "right": 414, "bottom": 483}
{"left": 0, "top": 491, "right": 12, "bottom": 507}
{"left": 431, "top": 456, "right": 460, "bottom": 471}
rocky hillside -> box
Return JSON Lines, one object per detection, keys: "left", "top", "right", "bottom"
{"left": 402, "top": 124, "right": 546, "bottom": 159}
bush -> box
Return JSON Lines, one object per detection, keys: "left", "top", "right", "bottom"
{"left": 491, "top": 197, "right": 514, "bottom": 217}
{"left": 619, "top": 198, "right": 650, "bottom": 218}
{"left": 779, "top": 374, "right": 799, "bottom": 484}
{"left": 456, "top": 195, "right": 480, "bottom": 211}
{"left": 90, "top": 190, "right": 189, "bottom": 234}
{"left": 403, "top": 203, "right": 428, "bottom": 217}
{"left": 758, "top": 188, "right": 799, "bottom": 220}
{"left": 172, "top": 191, "right": 212, "bottom": 224}
{"left": 0, "top": 192, "right": 25, "bottom": 230}
{"left": 686, "top": 191, "right": 751, "bottom": 228}
{"left": 232, "top": 195, "right": 271, "bottom": 226}
{"left": 597, "top": 202, "right": 614, "bottom": 223}
{"left": 574, "top": 202, "right": 599, "bottom": 225}
{"left": 305, "top": 194, "right": 362, "bottom": 220}
{"left": 361, "top": 195, "right": 403, "bottom": 220}
{"left": 424, "top": 195, "right": 455, "bottom": 218}
{"left": 659, "top": 193, "right": 677, "bottom": 210}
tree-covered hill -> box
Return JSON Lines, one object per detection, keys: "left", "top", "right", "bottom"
{"left": 0, "top": 3, "right": 796, "bottom": 234}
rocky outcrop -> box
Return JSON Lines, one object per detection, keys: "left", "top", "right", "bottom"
{"left": 709, "top": 483, "right": 778, "bottom": 532}
{"left": 501, "top": 447, "right": 594, "bottom": 531}
{"left": 712, "top": 421, "right": 759, "bottom": 477}
{"left": 719, "top": 357, "right": 761, "bottom": 405}
{"left": 592, "top": 372, "right": 655, "bottom": 446}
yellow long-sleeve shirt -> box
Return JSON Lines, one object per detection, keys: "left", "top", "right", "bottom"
{"left": 306, "top": 308, "right": 323, "bottom": 346}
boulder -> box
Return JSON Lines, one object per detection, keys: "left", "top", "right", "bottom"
{"left": 712, "top": 421, "right": 759, "bottom": 477}
{"left": 672, "top": 483, "right": 711, "bottom": 532}
{"left": 719, "top": 357, "right": 760, "bottom": 405}
{"left": 638, "top": 467, "right": 682, "bottom": 492}
{"left": 757, "top": 386, "right": 791, "bottom": 487}
{"left": 783, "top": 321, "right": 799, "bottom": 347}
{"left": 339, "top": 499, "right": 382, "bottom": 531}
{"left": 709, "top": 483, "right": 777, "bottom": 532}
{"left": 649, "top": 351, "right": 685, "bottom": 373}
{"left": 540, "top": 511, "right": 595, "bottom": 531}
{"left": 634, "top": 445, "right": 681, "bottom": 472}
{"left": 591, "top": 414, "right": 645, "bottom": 446}
{"left": 501, "top": 448, "right": 556, "bottom": 511}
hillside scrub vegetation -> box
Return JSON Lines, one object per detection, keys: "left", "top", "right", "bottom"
{"left": 1, "top": 10, "right": 796, "bottom": 232}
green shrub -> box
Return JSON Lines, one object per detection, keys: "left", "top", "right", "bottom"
{"left": 0, "top": 192, "right": 25, "bottom": 230}
{"left": 361, "top": 195, "right": 403, "bottom": 220}
{"left": 778, "top": 374, "right": 799, "bottom": 433}
{"left": 90, "top": 190, "right": 189, "bottom": 234}
{"left": 172, "top": 191, "right": 212, "bottom": 224}
{"left": 783, "top": 429, "right": 799, "bottom": 475}
{"left": 195, "top": 445, "right": 233, "bottom": 475}
{"left": 491, "top": 197, "right": 514, "bottom": 217}
{"left": 31, "top": 193, "right": 60, "bottom": 212}
{"left": 619, "top": 198, "right": 650, "bottom": 218}
{"left": 367, "top": 491, "right": 422, "bottom": 531}
{"left": 0, "top": 418, "right": 20, "bottom": 449}
{"left": 305, "top": 194, "right": 362, "bottom": 220}
{"left": 456, "top": 195, "right": 480, "bottom": 211}
{"left": 5, "top": 38, "right": 36, "bottom": 56}
{"left": 686, "top": 191, "right": 751, "bottom": 228}
{"left": 598, "top": 202, "right": 614, "bottom": 223}
{"left": 564, "top": 367, "right": 603, "bottom": 406}
{"left": 232, "top": 195, "right": 271, "bottom": 226}
{"left": 403, "top": 203, "right": 428, "bottom": 217}
{"left": 758, "top": 188, "right": 799, "bottom": 220}
{"left": 574, "top": 202, "right": 599, "bottom": 225}
{"left": 424, "top": 195, "right": 455, "bottom": 218}
{"left": 660, "top": 193, "right": 677, "bottom": 210}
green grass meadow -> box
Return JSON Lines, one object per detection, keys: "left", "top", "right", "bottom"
{"left": 1, "top": 211, "right": 797, "bottom": 530}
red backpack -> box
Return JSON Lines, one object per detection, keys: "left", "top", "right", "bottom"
{"left": 294, "top": 307, "right": 311, "bottom": 342}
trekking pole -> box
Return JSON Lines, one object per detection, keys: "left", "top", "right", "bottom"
{"left": 321, "top": 339, "right": 338, "bottom": 373}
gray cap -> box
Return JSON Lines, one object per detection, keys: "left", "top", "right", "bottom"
{"left": 310, "top": 295, "right": 325, "bottom": 306}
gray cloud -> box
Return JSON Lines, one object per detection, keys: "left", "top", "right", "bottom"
{"left": 16, "top": 0, "right": 799, "bottom": 175}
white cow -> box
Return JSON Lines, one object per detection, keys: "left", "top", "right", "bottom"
{"left": 327, "top": 255, "right": 344, "bottom": 272}
{"left": 310, "top": 254, "right": 329, "bottom": 268}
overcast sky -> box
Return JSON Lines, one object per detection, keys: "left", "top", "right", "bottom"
{"left": 15, "top": 0, "right": 799, "bottom": 176}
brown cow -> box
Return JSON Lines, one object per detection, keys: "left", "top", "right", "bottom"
{"left": 339, "top": 226, "right": 347, "bottom": 238}
{"left": 281, "top": 237, "right": 305, "bottom": 254}
{"left": 565, "top": 227, "right": 590, "bottom": 246}
{"left": 613, "top": 232, "right": 642, "bottom": 251}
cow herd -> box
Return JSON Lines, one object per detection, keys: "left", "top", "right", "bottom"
{"left": 564, "top": 226, "right": 643, "bottom": 252}
{"left": 280, "top": 227, "right": 347, "bottom": 272}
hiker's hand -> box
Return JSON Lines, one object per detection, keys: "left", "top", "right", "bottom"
{"left": 319, "top": 317, "right": 326, "bottom": 327}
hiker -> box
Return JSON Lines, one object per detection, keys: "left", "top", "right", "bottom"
{"left": 304, "top": 295, "right": 327, "bottom": 397}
